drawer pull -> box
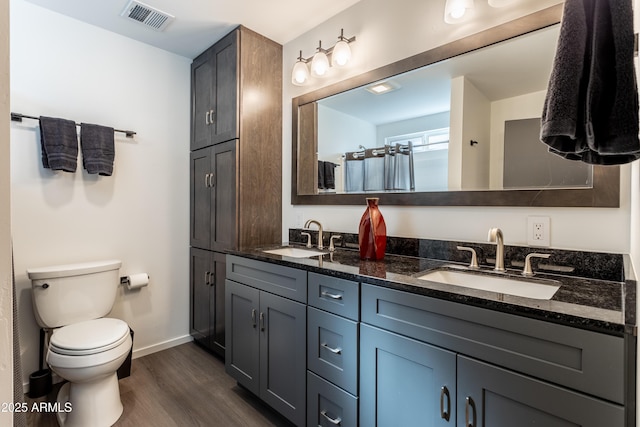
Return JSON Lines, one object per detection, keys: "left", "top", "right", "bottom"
{"left": 465, "top": 396, "right": 476, "bottom": 427}
{"left": 321, "top": 290, "right": 343, "bottom": 300}
{"left": 440, "top": 386, "right": 450, "bottom": 421}
{"left": 320, "top": 410, "right": 342, "bottom": 425}
{"left": 251, "top": 309, "right": 257, "bottom": 328}
{"left": 259, "top": 312, "right": 265, "bottom": 331}
{"left": 321, "top": 343, "right": 342, "bottom": 354}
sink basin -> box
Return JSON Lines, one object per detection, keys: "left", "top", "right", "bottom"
{"left": 417, "top": 269, "right": 560, "bottom": 300}
{"left": 262, "top": 247, "right": 328, "bottom": 258}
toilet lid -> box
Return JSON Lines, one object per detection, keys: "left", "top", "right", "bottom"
{"left": 50, "top": 318, "right": 130, "bottom": 356}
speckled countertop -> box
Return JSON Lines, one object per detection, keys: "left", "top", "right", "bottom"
{"left": 228, "top": 234, "right": 637, "bottom": 337}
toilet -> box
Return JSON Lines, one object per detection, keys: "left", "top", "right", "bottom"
{"left": 27, "top": 259, "right": 132, "bottom": 427}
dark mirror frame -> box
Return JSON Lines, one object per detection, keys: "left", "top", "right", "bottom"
{"left": 291, "top": 5, "right": 620, "bottom": 207}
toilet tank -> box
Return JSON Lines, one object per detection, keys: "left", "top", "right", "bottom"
{"left": 27, "top": 259, "right": 122, "bottom": 329}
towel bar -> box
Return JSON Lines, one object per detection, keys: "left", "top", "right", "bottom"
{"left": 11, "top": 112, "right": 136, "bottom": 138}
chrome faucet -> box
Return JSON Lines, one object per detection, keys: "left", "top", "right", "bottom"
{"left": 304, "top": 219, "right": 324, "bottom": 250}
{"left": 487, "top": 227, "right": 505, "bottom": 272}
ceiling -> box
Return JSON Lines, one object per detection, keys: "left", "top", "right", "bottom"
{"left": 23, "top": 0, "right": 363, "bottom": 59}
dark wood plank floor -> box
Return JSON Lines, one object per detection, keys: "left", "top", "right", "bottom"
{"left": 26, "top": 342, "right": 294, "bottom": 427}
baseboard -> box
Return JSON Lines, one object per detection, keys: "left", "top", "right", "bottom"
{"left": 23, "top": 334, "right": 195, "bottom": 393}
{"left": 132, "top": 334, "right": 194, "bottom": 359}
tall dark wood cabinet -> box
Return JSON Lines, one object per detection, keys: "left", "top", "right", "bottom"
{"left": 189, "top": 26, "right": 282, "bottom": 358}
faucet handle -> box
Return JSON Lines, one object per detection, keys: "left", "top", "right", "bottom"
{"left": 329, "top": 235, "right": 342, "bottom": 252}
{"left": 457, "top": 246, "right": 479, "bottom": 269}
{"left": 301, "top": 232, "right": 312, "bottom": 248}
{"left": 522, "top": 253, "right": 551, "bottom": 277}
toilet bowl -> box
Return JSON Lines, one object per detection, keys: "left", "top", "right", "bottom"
{"left": 46, "top": 318, "right": 132, "bottom": 427}
{"left": 27, "top": 259, "right": 130, "bottom": 427}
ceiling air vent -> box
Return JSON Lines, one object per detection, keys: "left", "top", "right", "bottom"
{"left": 121, "top": 0, "right": 174, "bottom": 32}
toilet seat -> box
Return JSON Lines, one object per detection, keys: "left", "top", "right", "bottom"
{"left": 50, "top": 318, "right": 130, "bottom": 356}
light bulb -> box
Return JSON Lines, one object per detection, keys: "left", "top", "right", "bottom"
{"left": 331, "top": 40, "right": 351, "bottom": 67}
{"left": 311, "top": 50, "right": 330, "bottom": 77}
{"left": 444, "top": 0, "right": 474, "bottom": 24}
{"left": 291, "top": 60, "right": 309, "bottom": 86}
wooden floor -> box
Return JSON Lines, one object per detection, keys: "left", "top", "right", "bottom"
{"left": 26, "top": 342, "right": 294, "bottom": 427}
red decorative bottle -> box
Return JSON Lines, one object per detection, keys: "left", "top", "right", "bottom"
{"left": 358, "top": 198, "right": 387, "bottom": 260}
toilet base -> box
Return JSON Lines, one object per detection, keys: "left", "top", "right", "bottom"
{"left": 55, "top": 373, "right": 123, "bottom": 427}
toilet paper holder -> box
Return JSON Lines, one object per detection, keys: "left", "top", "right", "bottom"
{"left": 120, "top": 273, "right": 150, "bottom": 289}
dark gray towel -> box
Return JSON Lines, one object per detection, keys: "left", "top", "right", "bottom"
{"left": 324, "top": 161, "right": 337, "bottom": 189}
{"left": 39, "top": 116, "right": 78, "bottom": 172}
{"left": 318, "top": 160, "right": 325, "bottom": 189}
{"left": 541, "top": 0, "right": 640, "bottom": 165}
{"left": 81, "top": 123, "right": 115, "bottom": 176}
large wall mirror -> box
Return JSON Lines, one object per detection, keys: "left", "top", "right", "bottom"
{"left": 291, "top": 5, "right": 619, "bottom": 207}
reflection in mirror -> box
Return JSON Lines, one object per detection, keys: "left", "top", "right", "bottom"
{"left": 292, "top": 5, "right": 620, "bottom": 207}
{"left": 314, "top": 24, "right": 594, "bottom": 194}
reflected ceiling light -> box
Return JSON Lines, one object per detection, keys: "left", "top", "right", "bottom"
{"left": 291, "top": 29, "right": 356, "bottom": 85}
{"left": 291, "top": 51, "right": 310, "bottom": 86}
{"left": 488, "top": 0, "right": 518, "bottom": 7}
{"left": 444, "top": 0, "right": 475, "bottom": 24}
{"left": 365, "top": 81, "right": 399, "bottom": 95}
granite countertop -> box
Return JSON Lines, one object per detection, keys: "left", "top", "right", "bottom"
{"left": 228, "top": 243, "right": 637, "bottom": 337}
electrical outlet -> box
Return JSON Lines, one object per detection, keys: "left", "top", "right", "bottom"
{"left": 527, "top": 216, "right": 550, "bottom": 247}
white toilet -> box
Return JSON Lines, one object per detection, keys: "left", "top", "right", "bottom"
{"left": 27, "top": 259, "right": 132, "bottom": 427}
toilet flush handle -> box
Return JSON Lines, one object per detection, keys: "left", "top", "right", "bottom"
{"left": 36, "top": 283, "right": 50, "bottom": 289}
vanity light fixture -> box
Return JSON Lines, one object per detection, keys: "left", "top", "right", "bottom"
{"left": 444, "top": 0, "right": 475, "bottom": 24}
{"left": 291, "top": 51, "right": 310, "bottom": 86}
{"left": 290, "top": 29, "right": 356, "bottom": 85}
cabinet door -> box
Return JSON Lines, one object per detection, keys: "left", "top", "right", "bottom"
{"left": 209, "top": 251, "right": 226, "bottom": 357}
{"left": 225, "top": 280, "right": 260, "bottom": 395}
{"left": 190, "top": 248, "right": 212, "bottom": 346}
{"left": 190, "top": 148, "right": 212, "bottom": 250}
{"left": 260, "top": 291, "right": 306, "bottom": 426}
{"left": 211, "top": 140, "right": 237, "bottom": 251}
{"left": 457, "top": 355, "right": 624, "bottom": 427}
{"left": 191, "top": 51, "right": 213, "bottom": 151}
{"left": 360, "top": 324, "right": 456, "bottom": 427}
{"left": 210, "top": 30, "right": 238, "bottom": 145}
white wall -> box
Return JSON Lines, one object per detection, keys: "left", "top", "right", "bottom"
{"left": 10, "top": 0, "right": 191, "bottom": 387}
{"left": 0, "top": 0, "right": 13, "bottom": 424}
{"left": 283, "top": 0, "right": 632, "bottom": 253}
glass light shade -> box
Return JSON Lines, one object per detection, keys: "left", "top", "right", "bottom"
{"left": 291, "top": 60, "right": 309, "bottom": 86}
{"left": 444, "top": 0, "right": 474, "bottom": 24}
{"left": 331, "top": 40, "right": 351, "bottom": 67}
{"left": 311, "top": 51, "right": 330, "bottom": 77}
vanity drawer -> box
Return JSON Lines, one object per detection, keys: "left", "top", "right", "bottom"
{"left": 308, "top": 272, "right": 359, "bottom": 320}
{"left": 307, "top": 371, "right": 358, "bottom": 427}
{"left": 307, "top": 307, "right": 358, "bottom": 395}
{"left": 361, "top": 284, "right": 625, "bottom": 404}
{"left": 226, "top": 255, "right": 307, "bottom": 303}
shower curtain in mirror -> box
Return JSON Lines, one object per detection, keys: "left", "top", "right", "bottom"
{"left": 344, "top": 144, "right": 413, "bottom": 192}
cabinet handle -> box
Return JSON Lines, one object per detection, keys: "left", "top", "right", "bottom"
{"left": 205, "top": 111, "right": 210, "bottom": 125}
{"left": 440, "top": 386, "right": 450, "bottom": 422}
{"left": 209, "top": 172, "right": 215, "bottom": 187}
{"left": 259, "top": 312, "right": 265, "bottom": 331}
{"left": 321, "top": 342, "right": 342, "bottom": 354}
{"left": 204, "top": 173, "right": 210, "bottom": 188}
{"left": 465, "top": 396, "right": 476, "bottom": 427}
{"left": 320, "top": 290, "right": 343, "bottom": 300}
{"left": 210, "top": 109, "right": 215, "bottom": 124}
{"left": 320, "top": 410, "right": 342, "bottom": 425}
{"left": 251, "top": 309, "right": 256, "bottom": 328}
{"left": 204, "top": 271, "right": 210, "bottom": 286}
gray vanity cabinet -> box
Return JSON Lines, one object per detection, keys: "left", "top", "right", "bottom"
{"left": 457, "top": 356, "right": 624, "bottom": 427}
{"left": 225, "top": 256, "right": 307, "bottom": 426}
{"left": 360, "top": 284, "right": 627, "bottom": 427}
{"left": 307, "top": 273, "right": 360, "bottom": 427}
{"left": 360, "top": 324, "right": 456, "bottom": 427}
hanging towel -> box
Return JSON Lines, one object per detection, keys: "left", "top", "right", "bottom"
{"left": 541, "top": 0, "right": 640, "bottom": 165}
{"left": 39, "top": 116, "right": 78, "bottom": 172}
{"left": 81, "top": 123, "right": 115, "bottom": 176}
{"left": 318, "top": 160, "right": 326, "bottom": 189}
{"left": 323, "top": 161, "right": 337, "bottom": 189}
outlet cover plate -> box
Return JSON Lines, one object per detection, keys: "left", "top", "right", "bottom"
{"left": 527, "top": 216, "right": 550, "bottom": 247}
